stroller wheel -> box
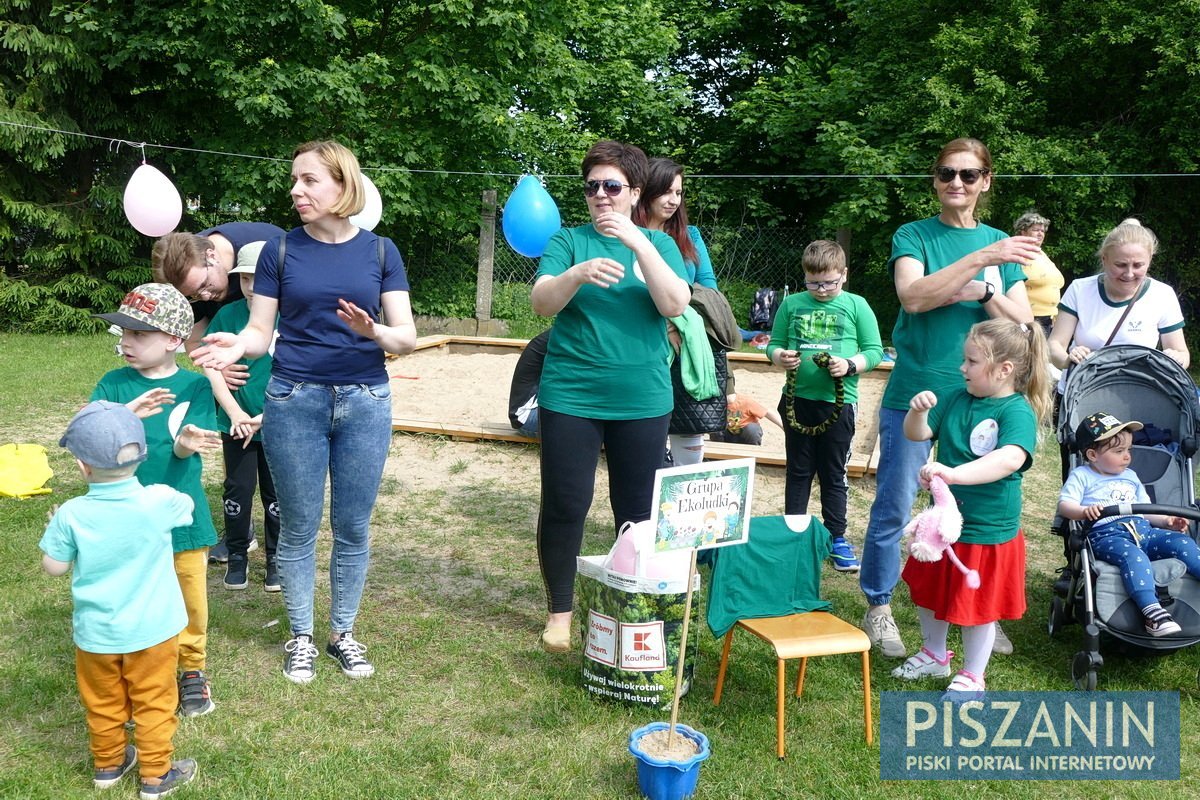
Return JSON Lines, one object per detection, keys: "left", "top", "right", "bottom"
{"left": 1071, "top": 651, "right": 1098, "bottom": 691}
{"left": 1048, "top": 596, "right": 1066, "bottom": 637}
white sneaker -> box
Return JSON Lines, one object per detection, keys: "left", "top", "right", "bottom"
{"left": 862, "top": 608, "right": 907, "bottom": 658}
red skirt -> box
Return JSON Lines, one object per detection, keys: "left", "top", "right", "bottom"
{"left": 902, "top": 531, "right": 1027, "bottom": 626}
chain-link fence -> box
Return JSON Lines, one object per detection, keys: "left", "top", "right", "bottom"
{"left": 400, "top": 193, "right": 903, "bottom": 337}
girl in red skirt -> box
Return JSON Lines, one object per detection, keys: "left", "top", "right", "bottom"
{"left": 892, "top": 319, "right": 1052, "bottom": 695}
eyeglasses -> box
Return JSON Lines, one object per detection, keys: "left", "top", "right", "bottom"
{"left": 805, "top": 277, "right": 844, "bottom": 291}
{"left": 934, "top": 166, "right": 989, "bottom": 185}
{"left": 187, "top": 262, "right": 218, "bottom": 301}
{"left": 584, "top": 179, "right": 631, "bottom": 197}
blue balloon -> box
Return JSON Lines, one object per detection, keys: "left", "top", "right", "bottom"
{"left": 502, "top": 175, "right": 561, "bottom": 258}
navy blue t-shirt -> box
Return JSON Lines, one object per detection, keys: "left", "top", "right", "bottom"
{"left": 192, "top": 221, "right": 286, "bottom": 324}
{"left": 254, "top": 227, "right": 409, "bottom": 385}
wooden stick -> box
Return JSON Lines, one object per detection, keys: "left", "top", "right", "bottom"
{"left": 667, "top": 547, "right": 699, "bottom": 748}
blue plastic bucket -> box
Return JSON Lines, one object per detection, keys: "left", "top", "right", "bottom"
{"left": 628, "top": 722, "right": 711, "bottom": 800}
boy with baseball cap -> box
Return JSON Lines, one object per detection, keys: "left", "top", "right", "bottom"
{"left": 203, "top": 241, "right": 281, "bottom": 591}
{"left": 92, "top": 283, "right": 223, "bottom": 715}
{"left": 41, "top": 401, "right": 199, "bottom": 796}
{"left": 1058, "top": 411, "right": 1200, "bottom": 636}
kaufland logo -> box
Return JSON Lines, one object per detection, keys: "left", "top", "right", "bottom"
{"left": 620, "top": 622, "right": 666, "bottom": 670}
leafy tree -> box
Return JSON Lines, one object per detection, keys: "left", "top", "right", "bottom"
{"left": 0, "top": 0, "right": 687, "bottom": 328}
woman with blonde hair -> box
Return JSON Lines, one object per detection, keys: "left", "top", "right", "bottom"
{"left": 1047, "top": 218, "right": 1188, "bottom": 479}
{"left": 193, "top": 140, "right": 417, "bottom": 683}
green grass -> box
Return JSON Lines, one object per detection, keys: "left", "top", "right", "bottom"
{"left": 1, "top": 332, "right": 1199, "bottom": 798}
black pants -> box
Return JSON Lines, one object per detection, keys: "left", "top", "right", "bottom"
{"left": 222, "top": 434, "right": 280, "bottom": 559}
{"left": 537, "top": 408, "right": 671, "bottom": 613}
{"left": 778, "top": 395, "right": 855, "bottom": 538}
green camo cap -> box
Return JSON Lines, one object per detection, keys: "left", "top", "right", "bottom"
{"left": 95, "top": 283, "right": 194, "bottom": 339}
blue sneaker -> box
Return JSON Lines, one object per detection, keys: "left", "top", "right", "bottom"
{"left": 830, "top": 537, "right": 860, "bottom": 572}
{"left": 94, "top": 744, "right": 137, "bottom": 788}
{"left": 139, "top": 759, "right": 197, "bottom": 799}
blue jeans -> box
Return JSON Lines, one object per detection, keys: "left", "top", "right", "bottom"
{"left": 1090, "top": 517, "right": 1200, "bottom": 609}
{"left": 859, "top": 406, "right": 933, "bottom": 606}
{"left": 262, "top": 377, "right": 393, "bottom": 637}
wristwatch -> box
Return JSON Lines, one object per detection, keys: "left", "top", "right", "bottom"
{"left": 980, "top": 281, "right": 996, "bottom": 304}
{"left": 844, "top": 358, "right": 858, "bottom": 375}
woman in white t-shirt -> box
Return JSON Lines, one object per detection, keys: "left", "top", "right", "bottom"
{"left": 1048, "top": 218, "right": 1189, "bottom": 478}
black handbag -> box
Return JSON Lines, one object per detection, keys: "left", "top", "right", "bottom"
{"left": 668, "top": 347, "right": 729, "bottom": 435}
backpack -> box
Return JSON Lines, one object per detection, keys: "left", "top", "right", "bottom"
{"left": 748, "top": 287, "right": 780, "bottom": 330}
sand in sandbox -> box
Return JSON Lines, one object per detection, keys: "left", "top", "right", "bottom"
{"left": 387, "top": 341, "right": 887, "bottom": 460}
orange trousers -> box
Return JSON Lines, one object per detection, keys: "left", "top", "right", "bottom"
{"left": 173, "top": 547, "right": 208, "bottom": 670}
{"left": 76, "top": 637, "right": 178, "bottom": 780}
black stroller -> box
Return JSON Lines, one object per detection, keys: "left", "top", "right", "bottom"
{"left": 1047, "top": 345, "right": 1200, "bottom": 689}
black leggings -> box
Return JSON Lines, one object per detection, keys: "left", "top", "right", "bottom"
{"left": 779, "top": 395, "right": 855, "bottom": 538}
{"left": 537, "top": 408, "right": 671, "bottom": 613}
{"left": 221, "top": 434, "right": 280, "bottom": 559}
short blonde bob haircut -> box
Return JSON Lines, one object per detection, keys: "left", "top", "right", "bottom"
{"left": 292, "top": 140, "right": 366, "bottom": 218}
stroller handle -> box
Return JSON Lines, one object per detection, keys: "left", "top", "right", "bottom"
{"left": 1094, "top": 503, "right": 1200, "bottom": 523}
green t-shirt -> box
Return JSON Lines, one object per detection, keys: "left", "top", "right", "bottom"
{"left": 535, "top": 224, "right": 687, "bottom": 419}
{"left": 207, "top": 299, "right": 274, "bottom": 439}
{"left": 927, "top": 388, "right": 1036, "bottom": 545}
{"left": 91, "top": 366, "right": 219, "bottom": 552}
{"left": 706, "top": 515, "right": 832, "bottom": 638}
{"left": 765, "top": 291, "right": 884, "bottom": 404}
{"left": 882, "top": 216, "right": 1026, "bottom": 410}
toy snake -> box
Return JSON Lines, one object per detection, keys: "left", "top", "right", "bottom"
{"left": 784, "top": 352, "right": 845, "bottom": 435}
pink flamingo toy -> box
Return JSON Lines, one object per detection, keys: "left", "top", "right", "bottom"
{"left": 904, "top": 475, "right": 981, "bottom": 590}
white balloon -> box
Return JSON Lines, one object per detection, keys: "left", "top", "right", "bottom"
{"left": 123, "top": 163, "right": 182, "bottom": 237}
{"left": 350, "top": 173, "right": 383, "bottom": 231}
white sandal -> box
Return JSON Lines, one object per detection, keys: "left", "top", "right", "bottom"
{"left": 942, "top": 669, "right": 986, "bottom": 704}
{"left": 890, "top": 646, "right": 954, "bottom": 679}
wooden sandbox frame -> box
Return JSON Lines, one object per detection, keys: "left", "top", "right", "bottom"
{"left": 390, "top": 335, "right": 891, "bottom": 477}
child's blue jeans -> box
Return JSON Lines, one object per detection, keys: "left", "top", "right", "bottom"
{"left": 1089, "top": 516, "right": 1200, "bottom": 609}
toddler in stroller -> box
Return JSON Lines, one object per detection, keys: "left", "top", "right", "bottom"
{"left": 1057, "top": 412, "right": 1200, "bottom": 636}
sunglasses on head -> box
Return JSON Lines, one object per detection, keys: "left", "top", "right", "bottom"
{"left": 584, "top": 179, "right": 631, "bottom": 197}
{"left": 934, "top": 166, "right": 989, "bottom": 185}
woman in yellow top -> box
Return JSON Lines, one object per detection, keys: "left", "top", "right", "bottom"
{"left": 1013, "top": 211, "right": 1064, "bottom": 336}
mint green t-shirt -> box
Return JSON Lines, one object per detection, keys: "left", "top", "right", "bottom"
{"left": 765, "top": 290, "right": 884, "bottom": 404}
{"left": 207, "top": 299, "right": 274, "bottom": 439}
{"left": 91, "top": 366, "right": 219, "bottom": 552}
{"left": 535, "top": 224, "right": 687, "bottom": 419}
{"left": 39, "top": 478, "right": 191, "bottom": 653}
{"left": 927, "top": 388, "right": 1036, "bottom": 545}
{"left": 882, "top": 217, "right": 1026, "bottom": 410}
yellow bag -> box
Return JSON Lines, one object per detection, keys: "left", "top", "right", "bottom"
{"left": 0, "top": 443, "right": 54, "bottom": 498}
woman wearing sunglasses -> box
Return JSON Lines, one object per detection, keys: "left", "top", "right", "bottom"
{"left": 530, "top": 140, "right": 690, "bottom": 653}
{"left": 633, "top": 157, "right": 729, "bottom": 465}
{"left": 859, "top": 137, "right": 1042, "bottom": 662}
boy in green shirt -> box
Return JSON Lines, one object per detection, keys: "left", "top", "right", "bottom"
{"left": 767, "top": 240, "right": 884, "bottom": 572}
{"left": 92, "top": 283, "right": 222, "bottom": 717}
{"left": 203, "top": 241, "right": 281, "bottom": 592}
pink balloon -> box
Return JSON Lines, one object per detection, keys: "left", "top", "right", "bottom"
{"left": 123, "top": 164, "right": 182, "bottom": 236}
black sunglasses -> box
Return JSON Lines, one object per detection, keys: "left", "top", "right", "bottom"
{"left": 584, "top": 179, "right": 631, "bottom": 197}
{"left": 934, "top": 166, "right": 989, "bottom": 185}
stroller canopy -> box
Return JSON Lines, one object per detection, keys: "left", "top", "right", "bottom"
{"left": 1058, "top": 345, "right": 1199, "bottom": 455}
